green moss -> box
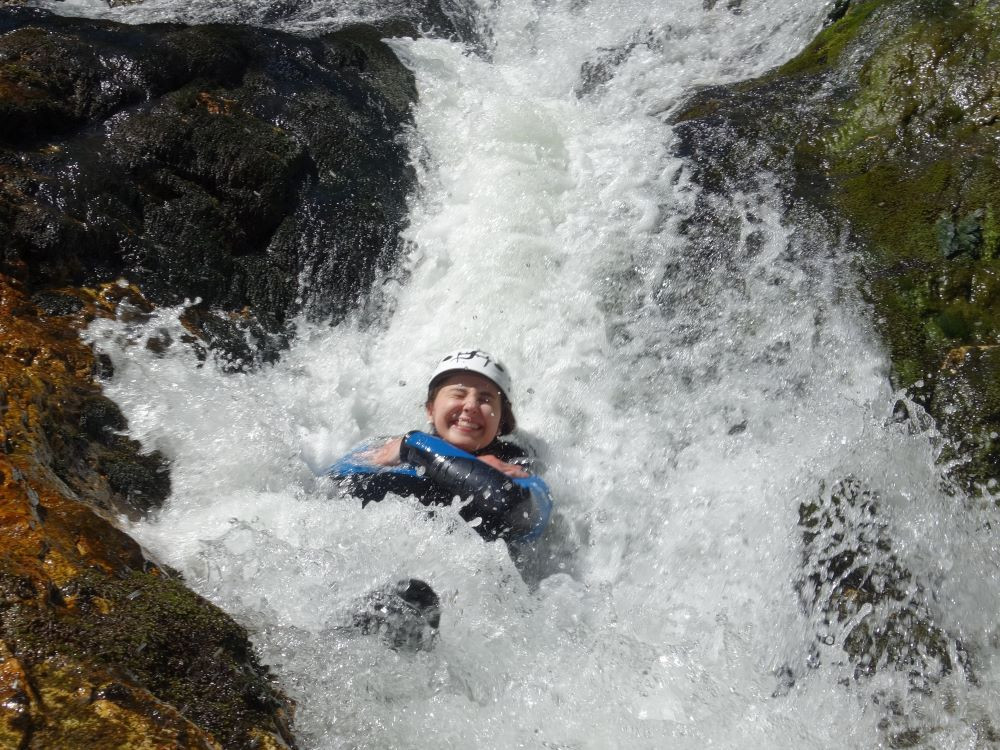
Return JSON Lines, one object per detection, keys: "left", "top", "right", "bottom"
{"left": 1, "top": 569, "right": 285, "bottom": 748}
{"left": 812, "top": 0, "right": 1000, "bottom": 434}
{"left": 0, "top": 61, "right": 48, "bottom": 95}
{"left": 672, "top": 96, "right": 722, "bottom": 123}
{"left": 775, "top": 0, "right": 887, "bottom": 78}
{"left": 728, "top": 0, "right": 1000, "bottom": 484}
{"left": 982, "top": 205, "right": 1000, "bottom": 260}
{"left": 894, "top": 357, "right": 924, "bottom": 385}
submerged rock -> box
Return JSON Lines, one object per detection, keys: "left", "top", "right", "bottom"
{"left": 352, "top": 578, "right": 442, "bottom": 652}
{"left": 797, "top": 477, "right": 966, "bottom": 689}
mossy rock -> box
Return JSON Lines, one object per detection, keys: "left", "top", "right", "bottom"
{"left": 1, "top": 570, "right": 291, "bottom": 749}
{"left": 821, "top": 0, "right": 1000, "bottom": 487}
{"left": 930, "top": 345, "right": 1000, "bottom": 487}
{"left": 675, "top": 0, "right": 1000, "bottom": 490}
{"left": 0, "top": 275, "right": 296, "bottom": 746}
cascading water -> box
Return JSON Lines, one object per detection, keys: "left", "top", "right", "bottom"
{"left": 39, "top": 0, "right": 1000, "bottom": 745}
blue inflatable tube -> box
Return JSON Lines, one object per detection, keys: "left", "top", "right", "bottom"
{"left": 328, "top": 431, "right": 552, "bottom": 543}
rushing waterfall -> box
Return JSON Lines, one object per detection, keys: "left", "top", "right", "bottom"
{"left": 41, "top": 0, "right": 1000, "bottom": 745}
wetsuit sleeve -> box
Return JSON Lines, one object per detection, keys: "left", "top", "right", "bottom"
{"left": 399, "top": 431, "right": 544, "bottom": 541}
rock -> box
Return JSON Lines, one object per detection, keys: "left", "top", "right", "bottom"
{"left": 672, "top": 3, "right": 997, "bottom": 734}
{"left": 931, "top": 345, "right": 1000, "bottom": 487}
{"left": 0, "top": 5, "right": 429, "bottom": 747}
{"left": 0, "top": 277, "right": 165, "bottom": 520}
{"left": 0, "top": 8, "right": 427, "bottom": 745}
{"left": 796, "top": 477, "right": 968, "bottom": 692}
{"left": 338, "top": 0, "right": 481, "bottom": 45}
{"left": 577, "top": 40, "right": 644, "bottom": 97}
{"left": 352, "top": 578, "right": 441, "bottom": 652}
{"left": 0, "top": 274, "right": 296, "bottom": 747}
{"left": 673, "top": 0, "right": 1000, "bottom": 491}
{"left": 0, "top": 8, "right": 417, "bottom": 342}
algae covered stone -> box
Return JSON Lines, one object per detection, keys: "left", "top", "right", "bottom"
{"left": 675, "top": 0, "right": 1000, "bottom": 491}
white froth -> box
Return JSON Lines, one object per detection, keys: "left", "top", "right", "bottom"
{"left": 63, "top": 0, "right": 1000, "bottom": 747}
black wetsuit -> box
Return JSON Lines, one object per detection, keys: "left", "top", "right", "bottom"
{"left": 335, "top": 435, "right": 534, "bottom": 542}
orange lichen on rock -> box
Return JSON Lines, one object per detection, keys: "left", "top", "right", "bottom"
{"left": 197, "top": 91, "right": 238, "bottom": 115}
{"left": 0, "top": 274, "right": 296, "bottom": 748}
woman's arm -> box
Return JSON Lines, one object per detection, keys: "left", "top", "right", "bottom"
{"left": 396, "top": 431, "right": 551, "bottom": 542}
{"left": 366, "top": 437, "right": 528, "bottom": 477}
{"left": 476, "top": 454, "right": 529, "bottom": 478}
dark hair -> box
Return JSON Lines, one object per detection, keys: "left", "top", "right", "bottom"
{"left": 426, "top": 376, "right": 517, "bottom": 436}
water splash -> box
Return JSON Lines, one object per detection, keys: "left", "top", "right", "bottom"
{"left": 66, "top": 0, "right": 1000, "bottom": 746}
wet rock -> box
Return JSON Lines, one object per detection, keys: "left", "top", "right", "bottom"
{"left": 100, "top": 436, "right": 171, "bottom": 515}
{"left": 2, "top": 570, "right": 294, "bottom": 748}
{"left": 352, "top": 578, "right": 441, "bottom": 652}
{"left": 673, "top": 0, "right": 1000, "bottom": 490}
{"left": 0, "top": 277, "right": 154, "bottom": 519}
{"left": 577, "top": 41, "right": 643, "bottom": 97}
{"left": 0, "top": 5, "right": 425, "bottom": 748}
{"left": 0, "top": 275, "right": 295, "bottom": 747}
{"left": 0, "top": 8, "right": 417, "bottom": 339}
{"left": 179, "top": 305, "right": 286, "bottom": 372}
{"left": 798, "top": 477, "right": 966, "bottom": 689}
{"left": 931, "top": 345, "right": 1000, "bottom": 488}
{"left": 825, "top": 0, "right": 852, "bottom": 25}
{"left": 78, "top": 395, "right": 127, "bottom": 440}
{"left": 30, "top": 290, "right": 85, "bottom": 317}
{"left": 332, "top": 0, "right": 481, "bottom": 45}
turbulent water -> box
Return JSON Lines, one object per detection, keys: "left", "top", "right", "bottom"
{"left": 40, "top": 0, "right": 1000, "bottom": 745}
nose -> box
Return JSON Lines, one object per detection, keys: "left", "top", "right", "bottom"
{"left": 461, "top": 391, "right": 478, "bottom": 411}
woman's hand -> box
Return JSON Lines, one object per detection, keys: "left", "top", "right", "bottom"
{"left": 477, "top": 454, "right": 529, "bottom": 478}
{"left": 367, "top": 437, "right": 403, "bottom": 466}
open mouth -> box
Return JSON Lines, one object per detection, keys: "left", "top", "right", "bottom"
{"left": 451, "top": 416, "right": 482, "bottom": 433}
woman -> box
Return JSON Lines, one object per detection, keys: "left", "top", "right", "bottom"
{"left": 329, "top": 348, "right": 551, "bottom": 544}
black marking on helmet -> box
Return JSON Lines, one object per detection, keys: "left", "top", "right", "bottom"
{"left": 445, "top": 350, "right": 492, "bottom": 367}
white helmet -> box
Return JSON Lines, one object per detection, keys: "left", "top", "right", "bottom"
{"left": 429, "top": 349, "right": 513, "bottom": 400}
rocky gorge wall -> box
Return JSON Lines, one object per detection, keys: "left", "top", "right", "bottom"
{"left": 0, "top": 6, "right": 422, "bottom": 746}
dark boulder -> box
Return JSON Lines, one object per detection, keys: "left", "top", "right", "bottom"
{"left": 0, "top": 8, "right": 417, "bottom": 350}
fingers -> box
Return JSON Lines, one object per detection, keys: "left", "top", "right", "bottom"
{"left": 478, "top": 454, "right": 529, "bottom": 478}
{"left": 371, "top": 437, "right": 403, "bottom": 465}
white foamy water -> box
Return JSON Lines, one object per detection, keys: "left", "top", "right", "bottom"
{"left": 61, "top": 0, "right": 1000, "bottom": 746}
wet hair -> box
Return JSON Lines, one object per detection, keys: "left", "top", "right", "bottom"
{"left": 426, "top": 373, "right": 517, "bottom": 436}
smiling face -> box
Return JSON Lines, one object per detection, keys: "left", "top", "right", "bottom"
{"left": 425, "top": 372, "right": 504, "bottom": 453}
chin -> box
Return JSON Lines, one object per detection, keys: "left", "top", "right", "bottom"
{"left": 444, "top": 429, "right": 484, "bottom": 451}
{"left": 447, "top": 435, "right": 480, "bottom": 451}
